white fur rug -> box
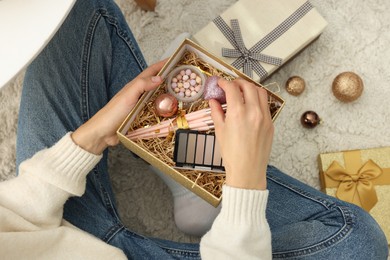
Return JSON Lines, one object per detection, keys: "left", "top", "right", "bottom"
{"left": 1, "top": 0, "right": 390, "bottom": 247}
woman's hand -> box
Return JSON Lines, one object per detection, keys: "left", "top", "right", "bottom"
{"left": 209, "top": 78, "right": 274, "bottom": 190}
{"left": 72, "top": 60, "right": 166, "bottom": 155}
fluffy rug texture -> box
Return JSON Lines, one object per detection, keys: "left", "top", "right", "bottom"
{"left": 1, "top": 0, "right": 390, "bottom": 246}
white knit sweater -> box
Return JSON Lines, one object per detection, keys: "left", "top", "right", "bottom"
{"left": 0, "top": 133, "right": 271, "bottom": 259}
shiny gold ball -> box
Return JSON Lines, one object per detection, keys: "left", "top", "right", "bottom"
{"left": 332, "top": 72, "right": 364, "bottom": 102}
{"left": 285, "top": 76, "right": 306, "bottom": 96}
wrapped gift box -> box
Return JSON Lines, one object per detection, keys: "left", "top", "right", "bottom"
{"left": 192, "top": 0, "right": 328, "bottom": 82}
{"left": 117, "top": 39, "right": 285, "bottom": 207}
{"left": 318, "top": 147, "right": 390, "bottom": 245}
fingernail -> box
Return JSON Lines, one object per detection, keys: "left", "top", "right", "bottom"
{"left": 152, "top": 76, "right": 162, "bottom": 83}
{"left": 209, "top": 99, "right": 217, "bottom": 105}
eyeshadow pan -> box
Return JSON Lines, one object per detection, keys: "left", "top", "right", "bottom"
{"left": 213, "top": 141, "right": 222, "bottom": 167}
{"left": 176, "top": 133, "right": 187, "bottom": 163}
{"left": 204, "top": 135, "right": 214, "bottom": 166}
{"left": 195, "top": 134, "right": 205, "bottom": 164}
{"left": 186, "top": 133, "right": 196, "bottom": 163}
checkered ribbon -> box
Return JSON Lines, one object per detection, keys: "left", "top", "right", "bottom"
{"left": 213, "top": 1, "right": 313, "bottom": 80}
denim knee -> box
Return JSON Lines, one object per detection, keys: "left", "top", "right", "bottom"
{"left": 343, "top": 204, "right": 388, "bottom": 259}
{"left": 266, "top": 166, "right": 388, "bottom": 259}
{"left": 310, "top": 202, "right": 389, "bottom": 260}
{"left": 296, "top": 203, "right": 388, "bottom": 260}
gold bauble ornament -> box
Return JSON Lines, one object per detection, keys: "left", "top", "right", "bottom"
{"left": 285, "top": 76, "right": 305, "bottom": 96}
{"left": 332, "top": 72, "right": 364, "bottom": 102}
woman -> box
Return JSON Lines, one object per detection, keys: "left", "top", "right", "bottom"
{"left": 0, "top": 0, "right": 387, "bottom": 259}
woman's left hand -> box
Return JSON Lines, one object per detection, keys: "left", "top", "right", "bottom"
{"left": 72, "top": 60, "right": 166, "bottom": 154}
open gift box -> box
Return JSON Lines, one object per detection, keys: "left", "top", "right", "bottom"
{"left": 117, "top": 39, "right": 285, "bottom": 207}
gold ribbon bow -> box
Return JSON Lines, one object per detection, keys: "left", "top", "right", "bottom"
{"left": 176, "top": 110, "right": 189, "bottom": 130}
{"left": 325, "top": 153, "right": 383, "bottom": 212}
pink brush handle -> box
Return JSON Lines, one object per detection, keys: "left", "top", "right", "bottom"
{"left": 127, "top": 105, "right": 226, "bottom": 138}
{"left": 127, "top": 121, "right": 215, "bottom": 140}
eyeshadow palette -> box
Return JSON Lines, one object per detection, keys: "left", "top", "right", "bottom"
{"left": 173, "top": 129, "right": 225, "bottom": 172}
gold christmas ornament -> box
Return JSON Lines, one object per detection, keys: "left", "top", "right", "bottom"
{"left": 285, "top": 76, "right": 306, "bottom": 96}
{"left": 332, "top": 72, "right": 364, "bottom": 102}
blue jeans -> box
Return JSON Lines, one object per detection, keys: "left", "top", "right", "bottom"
{"left": 16, "top": 0, "right": 388, "bottom": 259}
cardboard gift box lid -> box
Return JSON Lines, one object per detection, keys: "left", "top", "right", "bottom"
{"left": 318, "top": 147, "right": 390, "bottom": 245}
{"left": 192, "top": 0, "right": 328, "bottom": 82}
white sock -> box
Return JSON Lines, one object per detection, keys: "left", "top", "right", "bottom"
{"left": 149, "top": 166, "right": 221, "bottom": 237}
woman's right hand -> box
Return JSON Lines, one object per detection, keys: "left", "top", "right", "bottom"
{"left": 209, "top": 78, "right": 274, "bottom": 190}
{"left": 72, "top": 60, "right": 166, "bottom": 155}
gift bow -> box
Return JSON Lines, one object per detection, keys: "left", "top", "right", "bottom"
{"left": 326, "top": 159, "right": 382, "bottom": 212}
{"left": 215, "top": 18, "right": 282, "bottom": 80}
{"left": 213, "top": 1, "right": 313, "bottom": 81}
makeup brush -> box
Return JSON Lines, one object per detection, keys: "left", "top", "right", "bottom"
{"left": 127, "top": 104, "right": 226, "bottom": 137}
{"left": 127, "top": 119, "right": 215, "bottom": 140}
{"left": 126, "top": 104, "right": 227, "bottom": 139}
{"left": 126, "top": 115, "right": 215, "bottom": 139}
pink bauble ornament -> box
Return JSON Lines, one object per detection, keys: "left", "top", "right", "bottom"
{"left": 154, "top": 94, "right": 178, "bottom": 118}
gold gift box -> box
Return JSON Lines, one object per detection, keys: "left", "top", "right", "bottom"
{"left": 117, "top": 39, "right": 284, "bottom": 207}
{"left": 192, "top": 0, "right": 328, "bottom": 82}
{"left": 318, "top": 147, "right": 390, "bottom": 245}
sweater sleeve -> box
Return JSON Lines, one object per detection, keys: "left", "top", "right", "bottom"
{"left": 200, "top": 185, "right": 272, "bottom": 260}
{"left": 0, "top": 133, "right": 102, "bottom": 229}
